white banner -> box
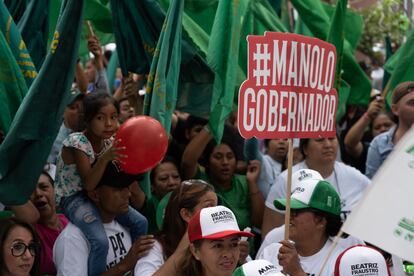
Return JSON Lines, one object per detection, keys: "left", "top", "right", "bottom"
{"left": 342, "top": 126, "right": 414, "bottom": 262}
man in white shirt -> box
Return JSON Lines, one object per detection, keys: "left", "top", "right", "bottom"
{"left": 53, "top": 162, "right": 155, "bottom": 276}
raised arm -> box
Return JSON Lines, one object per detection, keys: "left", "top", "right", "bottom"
{"left": 344, "top": 98, "right": 384, "bottom": 158}
{"left": 246, "top": 160, "right": 264, "bottom": 228}
{"left": 181, "top": 127, "right": 213, "bottom": 179}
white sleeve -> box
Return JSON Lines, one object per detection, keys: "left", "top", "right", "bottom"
{"left": 256, "top": 243, "right": 283, "bottom": 270}
{"left": 265, "top": 172, "right": 287, "bottom": 211}
{"left": 134, "top": 240, "right": 165, "bottom": 275}
{"left": 53, "top": 225, "right": 89, "bottom": 276}
{"left": 256, "top": 225, "right": 285, "bottom": 258}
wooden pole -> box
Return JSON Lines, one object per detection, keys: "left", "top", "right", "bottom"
{"left": 317, "top": 229, "right": 343, "bottom": 276}
{"left": 284, "top": 138, "right": 294, "bottom": 240}
{"left": 86, "top": 20, "right": 95, "bottom": 37}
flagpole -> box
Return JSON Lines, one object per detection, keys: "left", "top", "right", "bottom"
{"left": 86, "top": 20, "right": 95, "bottom": 37}
{"left": 317, "top": 229, "right": 343, "bottom": 276}
{"left": 284, "top": 138, "right": 294, "bottom": 240}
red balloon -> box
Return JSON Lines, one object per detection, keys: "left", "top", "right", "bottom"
{"left": 115, "top": 116, "right": 168, "bottom": 174}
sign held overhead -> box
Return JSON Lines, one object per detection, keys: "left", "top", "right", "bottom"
{"left": 238, "top": 32, "right": 338, "bottom": 139}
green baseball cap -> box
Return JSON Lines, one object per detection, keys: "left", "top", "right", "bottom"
{"left": 233, "top": 260, "right": 284, "bottom": 276}
{"left": 274, "top": 179, "right": 341, "bottom": 216}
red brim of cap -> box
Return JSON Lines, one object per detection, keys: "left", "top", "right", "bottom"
{"left": 200, "top": 230, "right": 254, "bottom": 241}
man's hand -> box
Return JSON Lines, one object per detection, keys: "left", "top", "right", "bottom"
{"left": 366, "top": 96, "right": 385, "bottom": 120}
{"left": 278, "top": 240, "right": 306, "bottom": 276}
{"left": 102, "top": 235, "right": 155, "bottom": 275}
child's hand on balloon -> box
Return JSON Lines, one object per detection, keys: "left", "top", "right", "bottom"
{"left": 102, "top": 139, "right": 127, "bottom": 164}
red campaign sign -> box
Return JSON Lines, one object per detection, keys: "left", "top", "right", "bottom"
{"left": 238, "top": 32, "right": 338, "bottom": 139}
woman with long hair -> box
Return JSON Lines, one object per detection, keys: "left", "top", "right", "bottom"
{"left": 134, "top": 179, "right": 217, "bottom": 275}
{"left": 177, "top": 206, "right": 253, "bottom": 276}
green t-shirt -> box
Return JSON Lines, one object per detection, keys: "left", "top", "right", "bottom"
{"left": 196, "top": 169, "right": 252, "bottom": 231}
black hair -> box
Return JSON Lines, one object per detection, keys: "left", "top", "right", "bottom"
{"left": 200, "top": 131, "right": 239, "bottom": 168}
{"left": 150, "top": 155, "right": 180, "bottom": 185}
{"left": 184, "top": 116, "right": 208, "bottom": 132}
{"left": 83, "top": 92, "right": 120, "bottom": 124}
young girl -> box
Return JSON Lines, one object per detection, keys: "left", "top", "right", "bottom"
{"left": 54, "top": 92, "right": 148, "bottom": 276}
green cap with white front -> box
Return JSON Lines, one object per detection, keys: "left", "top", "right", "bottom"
{"left": 274, "top": 179, "right": 341, "bottom": 216}
{"left": 233, "top": 260, "right": 284, "bottom": 276}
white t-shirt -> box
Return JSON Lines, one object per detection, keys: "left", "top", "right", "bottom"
{"left": 258, "top": 238, "right": 346, "bottom": 276}
{"left": 53, "top": 221, "right": 132, "bottom": 276}
{"left": 134, "top": 240, "right": 165, "bottom": 275}
{"left": 265, "top": 161, "right": 370, "bottom": 221}
{"left": 257, "top": 225, "right": 363, "bottom": 259}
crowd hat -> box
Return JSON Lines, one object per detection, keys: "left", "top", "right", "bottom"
{"left": 188, "top": 206, "right": 254, "bottom": 243}
{"left": 233, "top": 260, "right": 284, "bottom": 276}
{"left": 96, "top": 161, "right": 138, "bottom": 189}
{"left": 334, "top": 245, "right": 391, "bottom": 276}
{"left": 274, "top": 179, "right": 341, "bottom": 216}
{"left": 291, "top": 169, "right": 323, "bottom": 190}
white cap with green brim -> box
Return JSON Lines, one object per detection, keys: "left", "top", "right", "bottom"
{"left": 233, "top": 260, "right": 284, "bottom": 276}
{"left": 274, "top": 179, "right": 341, "bottom": 216}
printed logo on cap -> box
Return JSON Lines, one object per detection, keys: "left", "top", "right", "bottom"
{"left": 233, "top": 260, "right": 284, "bottom": 276}
{"left": 334, "top": 245, "right": 391, "bottom": 276}
{"left": 200, "top": 207, "right": 239, "bottom": 237}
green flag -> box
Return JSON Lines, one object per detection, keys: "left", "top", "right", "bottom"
{"left": 384, "top": 28, "right": 414, "bottom": 106}
{"left": 111, "top": 0, "right": 214, "bottom": 119}
{"left": 48, "top": 0, "right": 114, "bottom": 57}
{"left": 327, "top": 0, "right": 347, "bottom": 90}
{"left": 322, "top": 2, "right": 363, "bottom": 51}
{"left": 144, "top": 0, "right": 184, "bottom": 135}
{"left": 106, "top": 50, "right": 118, "bottom": 94}
{"left": 0, "top": 0, "right": 84, "bottom": 205}
{"left": 0, "top": 1, "right": 37, "bottom": 87}
{"left": 110, "top": 0, "right": 164, "bottom": 75}
{"left": 17, "top": 0, "right": 49, "bottom": 70}
{"left": 0, "top": 31, "right": 28, "bottom": 135}
{"left": 207, "top": 0, "right": 248, "bottom": 143}
{"left": 290, "top": 0, "right": 371, "bottom": 106}
{"left": 326, "top": 0, "right": 348, "bottom": 121}
{"left": 4, "top": 0, "right": 29, "bottom": 24}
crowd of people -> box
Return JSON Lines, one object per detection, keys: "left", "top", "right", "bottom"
{"left": 1, "top": 33, "right": 413, "bottom": 276}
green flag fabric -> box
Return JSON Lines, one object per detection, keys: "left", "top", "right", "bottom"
{"left": 48, "top": 0, "right": 114, "bottom": 57}
{"left": 110, "top": 0, "right": 164, "bottom": 75}
{"left": 326, "top": 0, "right": 347, "bottom": 90}
{"left": 384, "top": 28, "right": 414, "bottom": 106}
{"left": 0, "top": 1, "right": 37, "bottom": 87}
{"left": 322, "top": 2, "right": 363, "bottom": 51}
{"left": 326, "top": 0, "right": 348, "bottom": 121}
{"left": 290, "top": 0, "right": 371, "bottom": 106}
{"left": 144, "top": 0, "right": 184, "bottom": 135}
{"left": 111, "top": 0, "right": 214, "bottom": 119}
{"left": 17, "top": 0, "right": 49, "bottom": 70}
{"left": 207, "top": 0, "right": 248, "bottom": 143}
{"left": 4, "top": 0, "right": 29, "bottom": 24}
{"left": 0, "top": 31, "right": 28, "bottom": 134}
{"left": 106, "top": 50, "right": 118, "bottom": 94}
{"left": 0, "top": 0, "right": 84, "bottom": 205}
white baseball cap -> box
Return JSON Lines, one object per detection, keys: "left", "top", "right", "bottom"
{"left": 334, "top": 245, "right": 391, "bottom": 276}
{"left": 291, "top": 169, "right": 323, "bottom": 190}
{"left": 233, "top": 260, "right": 284, "bottom": 276}
{"left": 188, "top": 206, "right": 254, "bottom": 243}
